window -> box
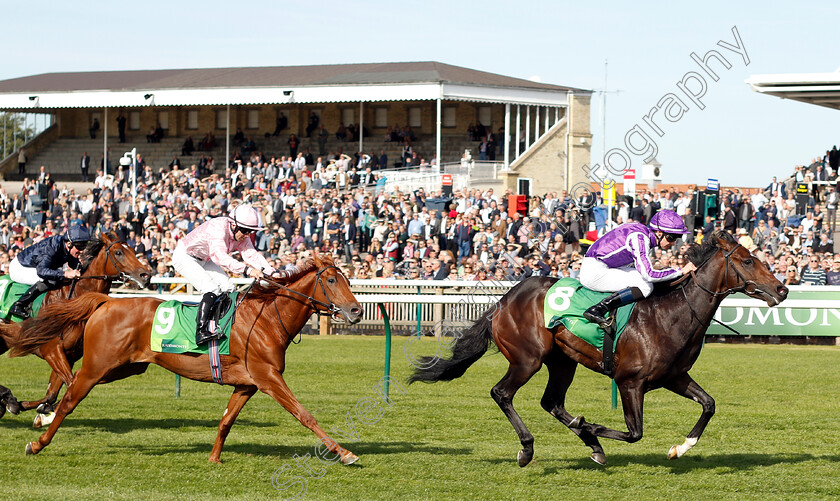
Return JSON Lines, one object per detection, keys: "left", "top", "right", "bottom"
{"left": 443, "top": 107, "right": 456, "bottom": 128}
{"left": 478, "top": 106, "right": 492, "bottom": 127}
{"left": 216, "top": 109, "right": 228, "bottom": 129}
{"left": 408, "top": 107, "right": 422, "bottom": 127}
{"left": 375, "top": 108, "right": 388, "bottom": 128}
{"left": 518, "top": 178, "right": 531, "bottom": 197}
{"left": 129, "top": 111, "right": 141, "bottom": 130}
{"left": 341, "top": 108, "right": 355, "bottom": 125}
{"left": 186, "top": 110, "right": 199, "bottom": 130}
{"left": 157, "top": 111, "right": 169, "bottom": 130}
{"left": 246, "top": 110, "right": 259, "bottom": 129}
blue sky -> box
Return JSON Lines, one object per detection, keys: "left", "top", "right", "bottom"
{"left": 3, "top": 1, "right": 837, "bottom": 186}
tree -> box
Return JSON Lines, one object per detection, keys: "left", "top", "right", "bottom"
{"left": 1, "top": 112, "right": 35, "bottom": 159}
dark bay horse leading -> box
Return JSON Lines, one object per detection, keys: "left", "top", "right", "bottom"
{"left": 0, "top": 231, "right": 153, "bottom": 419}
{"left": 16, "top": 255, "right": 363, "bottom": 464}
{"left": 410, "top": 231, "right": 788, "bottom": 466}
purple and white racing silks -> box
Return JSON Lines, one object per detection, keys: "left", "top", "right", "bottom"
{"left": 584, "top": 223, "right": 681, "bottom": 282}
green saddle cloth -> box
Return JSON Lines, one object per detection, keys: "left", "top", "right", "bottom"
{"left": 150, "top": 292, "right": 238, "bottom": 355}
{"left": 0, "top": 275, "right": 47, "bottom": 322}
{"left": 544, "top": 278, "right": 636, "bottom": 351}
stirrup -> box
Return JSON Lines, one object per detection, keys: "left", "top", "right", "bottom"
{"left": 9, "top": 305, "right": 31, "bottom": 319}
{"left": 599, "top": 315, "right": 616, "bottom": 330}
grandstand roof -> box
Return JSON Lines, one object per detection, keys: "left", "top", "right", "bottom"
{"left": 0, "top": 62, "right": 588, "bottom": 110}
{"left": 746, "top": 72, "right": 840, "bottom": 110}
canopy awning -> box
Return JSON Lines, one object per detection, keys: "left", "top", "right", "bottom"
{"left": 746, "top": 72, "right": 840, "bottom": 111}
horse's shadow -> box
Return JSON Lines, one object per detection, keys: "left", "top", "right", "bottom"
{"left": 111, "top": 440, "right": 472, "bottom": 462}
{"left": 532, "top": 452, "right": 836, "bottom": 474}
{"left": 0, "top": 416, "right": 276, "bottom": 433}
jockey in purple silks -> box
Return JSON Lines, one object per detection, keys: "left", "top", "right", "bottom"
{"left": 580, "top": 210, "right": 697, "bottom": 327}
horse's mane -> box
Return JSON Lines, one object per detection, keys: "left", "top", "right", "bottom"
{"left": 248, "top": 258, "right": 318, "bottom": 301}
{"left": 684, "top": 230, "right": 737, "bottom": 267}
{"left": 79, "top": 238, "right": 105, "bottom": 273}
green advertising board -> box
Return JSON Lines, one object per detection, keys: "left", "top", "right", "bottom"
{"left": 706, "top": 286, "right": 840, "bottom": 336}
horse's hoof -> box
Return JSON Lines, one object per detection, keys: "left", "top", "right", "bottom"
{"left": 340, "top": 452, "right": 359, "bottom": 465}
{"left": 208, "top": 457, "right": 222, "bottom": 465}
{"left": 590, "top": 452, "right": 607, "bottom": 465}
{"left": 36, "top": 403, "right": 50, "bottom": 414}
{"left": 517, "top": 448, "right": 534, "bottom": 467}
{"left": 569, "top": 415, "right": 585, "bottom": 429}
{"left": 33, "top": 415, "right": 42, "bottom": 429}
{"left": 668, "top": 445, "right": 679, "bottom": 460}
{"left": 7, "top": 400, "right": 21, "bottom": 416}
{"left": 25, "top": 442, "right": 37, "bottom": 455}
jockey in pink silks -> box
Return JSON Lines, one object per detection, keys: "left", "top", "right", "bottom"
{"left": 580, "top": 210, "right": 697, "bottom": 327}
{"left": 172, "top": 204, "right": 286, "bottom": 345}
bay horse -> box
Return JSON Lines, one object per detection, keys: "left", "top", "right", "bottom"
{"left": 16, "top": 254, "right": 364, "bottom": 464}
{"left": 0, "top": 231, "right": 153, "bottom": 419}
{"left": 409, "top": 231, "right": 788, "bottom": 466}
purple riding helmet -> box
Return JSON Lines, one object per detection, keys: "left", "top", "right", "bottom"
{"left": 648, "top": 210, "right": 690, "bottom": 235}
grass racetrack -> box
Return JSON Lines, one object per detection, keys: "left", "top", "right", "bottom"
{"left": 1, "top": 335, "right": 839, "bottom": 500}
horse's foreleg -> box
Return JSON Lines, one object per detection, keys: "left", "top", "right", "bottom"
{"left": 491, "top": 361, "right": 541, "bottom": 467}
{"left": 572, "top": 382, "right": 644, "bottom": 444}
{"left": 541, "top": 356, "right": 606, "bottom": 465}
{"left": 253, "top": 367, "right": 358, "bottom": 465}
{"left": 26, "top": 365, "right": 104, "bottom": 455}
{"left": 664, "top": 373, "right": 714, "bottom": 460}
{"left": 20, "top": 371, "right": 64, "bottom": 413}
{"left": 209, "top": 385, "right": 257, "bottom": 464}
{"left": 41, "top": 339, "right": 77, "bottom": 387}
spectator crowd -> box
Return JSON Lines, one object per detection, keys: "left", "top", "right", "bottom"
{"left": 2, "top": 143, "right": 840, "bottom": 287}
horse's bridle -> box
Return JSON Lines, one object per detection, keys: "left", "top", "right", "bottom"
{"left": 67, "top": 241, "right": 136, "bottom": 299}
{"left": 260, "top": 265, "right": 348, "bottom": 320}
{"left": 688, "top": 244, "right": 757, "bottom": 298}
{"left": 677, "top": 243, "right": 759, "bottom": 334}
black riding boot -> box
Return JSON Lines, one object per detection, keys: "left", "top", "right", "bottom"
{"left": 583, "top": 287, "right": 645, "bottom": 327}
{"left": 9, "top": 282, "right": 50, "bottom": 319}
{"left": 195, "top": 292, "right": 220, "bottom": 345}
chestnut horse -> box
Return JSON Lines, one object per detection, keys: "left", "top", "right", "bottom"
{"left": 0, "top": 232, "right": 153, "bottom": 419}
{"left": 16, "top": 255, "right": 363, "bottom": 464}
{"left": 410, "top": 231, "right": 788, "bottom": 466}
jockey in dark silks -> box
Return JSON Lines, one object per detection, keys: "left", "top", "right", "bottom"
{"left": 8, "top": 225, "right": 90, "bottom": 319}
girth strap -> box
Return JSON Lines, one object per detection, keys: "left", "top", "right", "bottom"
{"left": 602, "top": 316, "right": 616, "bottom": 379}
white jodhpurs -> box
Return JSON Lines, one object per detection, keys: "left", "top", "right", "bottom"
{"left": 172, "top": 244, "right": 235, "bottom": 295}
{"left": 578, "top": 257, "right": 653, "bottom": 297}
{"left": 9, "top": 257, "right": 42, "bottom": 286}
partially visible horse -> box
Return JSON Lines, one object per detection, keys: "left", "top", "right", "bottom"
{"left": 0, "top": 231, "right": 153, "bottom": 419}
{"left": 410, "top": 231, "right": 788, "bottom": 466}
{"left": 16, "top": 254, "right": 363, "bottom": 464}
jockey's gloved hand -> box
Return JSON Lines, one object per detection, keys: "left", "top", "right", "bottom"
{"left": 247, "top": 268, "right": 264, "bottom": 279}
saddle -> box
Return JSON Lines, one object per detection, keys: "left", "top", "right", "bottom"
{"left": 543, "top": 278, "right": 635, "bottom": 379}
{"left": 150, "top": 292, "right": 238, "bottom": 356}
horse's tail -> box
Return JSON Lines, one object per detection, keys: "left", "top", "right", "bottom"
{"left": 408, "top": 307, "right": 495, "bottom": 384}
{"left": 9, "top": 292, "right": 111, "bottom": 357}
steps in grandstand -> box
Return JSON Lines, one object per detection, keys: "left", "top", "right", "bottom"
{"left": 15, "top": 133, "right": 498, "bottom": 182}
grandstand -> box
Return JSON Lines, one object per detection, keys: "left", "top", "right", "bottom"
{"left": 0, "top": 62, "right": 593, "bottom": 194}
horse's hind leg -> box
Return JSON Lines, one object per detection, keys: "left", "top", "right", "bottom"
{"left": 490, "top": 360, "right": 542, "bottom": 467}
{"left": 209, "top": 385, "right": 257, "bottom": 464}
{"left": 540, "top": 353, "right": 607, "bottom": 465}
{"left": 664, "top": 373, "right": 714, "bottom": 460}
